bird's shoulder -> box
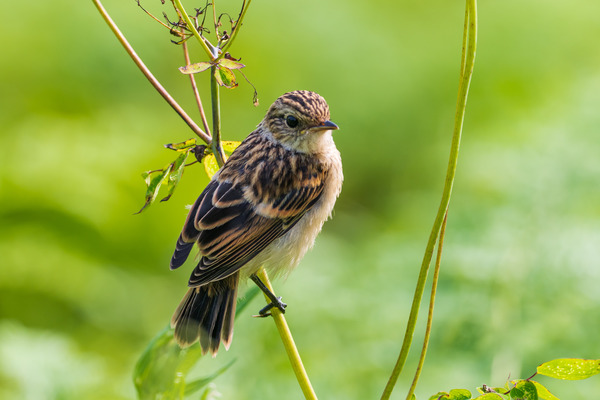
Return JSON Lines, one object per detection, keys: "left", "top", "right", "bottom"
{"left": 218, "top": 129, "right": 329, "bottom": 208}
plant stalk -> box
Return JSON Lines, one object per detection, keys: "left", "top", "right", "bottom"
{"left": 210, "top": 66, "right": 227, "bottom": 166}
{"left": 405, "top": 212, "right": 448, "bottom": 399}
{"left": 255, "top": 268, "right": 318, "bottom": 400}
{"left": 380, "top": 1, "right": 477, "bottom": 398}
{"left": 92, "top": 0, "right": 211, "bottom": 144}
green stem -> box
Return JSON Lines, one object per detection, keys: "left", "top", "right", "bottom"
{"left": 210, "top": 67, "right": 226, "bottom": 166}
{"left": 92, "top": 0, "right": 211, "bottom": 144}
{"left": 255, "top": 268, "right": 318, "bottom": 400}
{"left": 405, "top": 212, "right": 448, "bottom": 400}
{"left": 380, "top": 1, "right": 477, "bottom": 399}
{"left": 219, "top": 0, "right": 253, "bottom": 59}
{"left": 172, "top": 0, "right": 216, "bottom": 61}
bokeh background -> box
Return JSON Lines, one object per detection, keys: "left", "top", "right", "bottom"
{"left": 1, "top": 0, "right": 599, "bottom": 399}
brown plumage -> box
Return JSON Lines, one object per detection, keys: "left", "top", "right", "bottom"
{"left": 169, "top": 90, "right": 343, "bottom": 355}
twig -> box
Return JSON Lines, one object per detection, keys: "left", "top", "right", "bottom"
{"left": 219, "top": 0, "right": 252, "bottom": 58}
{"left": 212, "top": 0, "right": 219, "bottom": 40}
{"left": 181, "top": 32, "right": 211, "bottom": 135}
{"left": 172, "top": 0, "right": 216, "bottom": 60}
{"left": 255, "top": 268, "right": 318, "bottom": 400}
{"left": 92, "top": 0, "right": 211, "bottom": 144}
{"left": 380, "top": 1, "right": 478, "bottom": 398}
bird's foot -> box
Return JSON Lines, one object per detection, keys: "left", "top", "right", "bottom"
{"left": 250, "top": 274, "right": 288, "bottom": 317}
{"left": 255, "top": 297, "right": 287, "bottom": 317}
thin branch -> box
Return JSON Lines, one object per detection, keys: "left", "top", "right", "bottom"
{"left": 219, "top": 0, "right": 252, "bottom": 58}
{"left": 255, "top": 268, "right": 318, "bottom": 400}
{"left": 136, "top": 0, "right": 173, "bottom": 30}
{"left": 92, "top": 0, "right": 211, "bottom": 144}
{"left": 182, "top": 31, "right": 211, "bottom": 135}
{"left": 406, "top": 212, "right": 448, "bottom": 400}
{"left": 172, "top": 0, "right": 217, "bottom": 60}
{"left": 380, "top": 1, "right": 477, "bottom": 398}
{"left": 210, "top": 66, "right": 226, "bottom": 166}
{"left": 212, "top": 0, "right": 219, "bottom": 40}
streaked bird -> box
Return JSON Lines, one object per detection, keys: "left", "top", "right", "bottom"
{"left": 170, "top": 90, "right": 343, "bottom": 355}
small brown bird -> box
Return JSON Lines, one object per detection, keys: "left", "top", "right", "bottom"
{"left": 169, "top": 90, "right": 343, "bottom": 355}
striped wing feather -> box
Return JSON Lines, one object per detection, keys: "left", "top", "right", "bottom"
{"left": 170, "top": 178, "right": 324, "bottom": 287}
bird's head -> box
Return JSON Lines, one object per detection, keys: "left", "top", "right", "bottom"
{"left": 262, "top": 90, "right": 339, "bottom": 153}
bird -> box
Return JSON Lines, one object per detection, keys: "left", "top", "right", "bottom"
{"left": 169, "top": 90, "right": 343, "bottom": 355}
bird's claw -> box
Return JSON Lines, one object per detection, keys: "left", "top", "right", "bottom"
{"left": 256, "top": 296, "right": 287, "bottom": 317}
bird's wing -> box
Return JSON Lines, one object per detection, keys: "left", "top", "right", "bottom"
{"left": 170, "top": 177, "right": 325, "bottom": 286}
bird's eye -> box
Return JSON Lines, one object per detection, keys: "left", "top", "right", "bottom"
{"left": 285, "top": 115, "right": 299, "bottom": 128}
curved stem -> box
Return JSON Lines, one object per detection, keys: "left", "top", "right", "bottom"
{"left": 210, "top": 67, "right": 227, "bottom": 166}
{"left": 172, "top": 0, "right": 216, "bottom": 61}
{"left": 219, "top": 0, "right": 253, "bottom": 59}
{"left": 380, "top": 1, "right": 477, "bottom": 399}
{"left": 92, "top": 0, "right": 211, "bottom": 144}
{"left": 255, "top": 268, "right": 318, "bottom": 400}
{"left": 406, "top": 212, "right": 448, "bottom": 400}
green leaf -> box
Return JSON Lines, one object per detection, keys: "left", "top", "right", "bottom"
{"left": 537, "top": 358, "right": 600, "bottom": 380}
{"left": 215, "top": 66, "right": 238, "bottom": 88}
{"left": 531, "top": 381, "right": 559, "bottom": 400}
{"left": 184, "top": 359, "right": 235, "bottom": 396}
{"left": 449, "top": 389, "right": 472, "bottom": 400}
{"left": 133, "top": 325, "right": 187, "bottom": 398}
{"left": 221, "top": 140, "right": 242, "bottom": 153}
{"left": 203, "top": 153, "right": 220, "bottom": 178}
{"left": 429, "top": 391, "right": 449, "bottom": 400}
{"left": 218, "top": 58, "right": 245, "bottom": 70}
{"left": 510, "top": 380, "right": 537, "bottom": 400}
{"left": 473, "top": 394, "right": 505, "bottom": 400}
{"left": 199, "top": 384, "right": 221, "bottom": 400}
{"left": 179, "top": 62, "right": 212, "bottom": 74}
{"left": 134, "top": 294, "right": 253, "bottom": 398}
{"left": 477, "top": 386, "right": 506, "bottom": 395}
{"left": 161, "top": 151, "right": 190, "bottom": 202}
{"left": 136, "top": 165, "right": 172, "bottom": 214}
{"left": 165, "top": 138, "right": 197, "bottom": 151}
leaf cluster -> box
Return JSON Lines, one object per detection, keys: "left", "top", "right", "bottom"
{"left": 429, "top": 359, "right": 600, "bottom": 400}
{"left": 136, "top": 139, "right": 241, "bottom": 213}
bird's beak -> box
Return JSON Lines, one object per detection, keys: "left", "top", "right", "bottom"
{"left": 310, "top": 120, "right": 339, "bottom": 132}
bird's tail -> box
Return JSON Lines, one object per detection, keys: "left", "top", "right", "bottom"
{"left": 171, "top": 273, "right": 239, "bottom": 356}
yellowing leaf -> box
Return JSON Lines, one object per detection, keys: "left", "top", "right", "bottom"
{"left": 179, "top": 62, "right": 212, "bottom": 74}
{"left": 531, "top": 381, "right": 558, "bottom": 400}
{"left": 165, "top": 138, "right": 197, "bottom": 151}
{"left": 537, "top": 358, "right": 600, "bottom": 380}
{"left": 473, "top": 394, "right": 504, "bottom": 400}
{"left": 222, "top": 140, "right": 242, "bottom": 153}
{"left": 203, "top": 153, "right": 220, "bottom": 179}
{"left": 215, "top": 66, "right": 238, "bottom": 88}
{"left": 218, "top": 58, "right": 245, "bottom": 70}
{"left": 428, "top": 392, "right": 449, "bottom": 400}
{"left": 449, "top": 389, "right": 472, "bottom": 400}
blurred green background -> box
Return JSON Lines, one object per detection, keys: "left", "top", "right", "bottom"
{"left": 1, "top": 0, "right": 599, "bottom": 399}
